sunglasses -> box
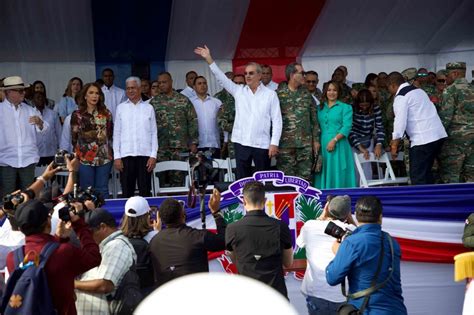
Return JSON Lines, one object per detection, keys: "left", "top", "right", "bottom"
{"left": 244, "top": 71, "right": 255, "bottom": 76}
{"left": 437, "top": 79, "right": 446, "bottom": 83}
{"left": 306, "top": 80, "right": 317, "bottom": 84}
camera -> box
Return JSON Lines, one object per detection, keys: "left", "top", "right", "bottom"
{"left": 53, "top": 150, "right": 75, "bottom": 169}
{"left": 55, "top": 186, "right": 103, "bottom": 221}
{"left": 2, "top": 189, "right": 35, "bottom": 211}
{"left": 189, "top": 151, "right": 217, "bottom": 190}
{"left": 324, "top": 221, "right": 352, "bottom": 240}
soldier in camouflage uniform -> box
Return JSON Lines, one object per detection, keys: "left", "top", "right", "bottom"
{"left": 433, "top": 70, "right": 448, "bottom": 111}
{"left": 415, "top": 68, "right": 437, "bottom": 103}
{"left": 332, "top": 68, "right": 352, "bottom": 104}
{"left": 304, "top": 71, "right": 323, "bottom": 102}
{"left": 214, "top": 74, "right": 245, "bottom": 159}
{"left": 149, "top": 72, "right": 199, "bottom": 187}
{"left": 438, "top": 62, "right": 474, "bottom": 183}
{"left": 276, "top": 62, "right": 320, "bottom": 183}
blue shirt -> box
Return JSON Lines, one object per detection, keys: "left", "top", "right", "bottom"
{"left": 54, "top": 96, "right": 78, "bottom": 120}
{"left": 326, "top": 224, "right": 407, "bottom": 315}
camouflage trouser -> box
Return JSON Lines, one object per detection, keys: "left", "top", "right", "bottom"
{"left": 439, "top": 137, "right": 474, "bottom": 183}
{"left": 403, "top": 138, "right": 410, "bottom": 176}
{"left": 221, "top": 141, "right": 235, "bottom": 159}
{"left": 276, "top": 146, "right": 312, "bottom": 183}
{"left": 156, "top": 148, "right": 189, "bottom": 187}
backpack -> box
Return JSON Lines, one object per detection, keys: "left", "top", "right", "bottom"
{"left": 128, "top": 237, "right": 154, "bottom": 289}
{"left": 0, "top": 242, "right": 59, "bottom": 315}
{"left": 108, "top": 238, "right": 144, "bottom": 315}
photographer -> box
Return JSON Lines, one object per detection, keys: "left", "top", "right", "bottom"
{"left": 326, "top": 196, "right": 407, "bottom": 314}
{"left": 149, "top": 189, "right": 225, "bottom": 287}
{"left": 296, "top": 195, "right": 356, "bottom": 315}
{"left": 5, "top": 200, "right": 101, "bottom": 314}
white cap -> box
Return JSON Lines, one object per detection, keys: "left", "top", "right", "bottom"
{"left": 124, "top": 196, "right": 150, "bottom": 217}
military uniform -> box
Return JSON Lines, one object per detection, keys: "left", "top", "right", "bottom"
{"left": 276, "top": 85, "right": 320, "bottom": 182}
{"left": 438, "top": 62, "right": 474, "bottom": 183}
{"left": 421, "top": 83, "right": 437, "bottom": 103}
{"left": 149, "top": 91, "right": 199, "bottom": 186}
{"left": 214, "top": 89, "right": 235, "bottom": 158}
{"left": 463, "top": 213, "right": 474, "bottom": 249}
{"left": 340, "top": 83, "right": 353, "bottom": 104}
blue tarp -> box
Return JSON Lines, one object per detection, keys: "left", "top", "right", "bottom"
{"left": 104, "top": 183, "right": 474, "bottom": 223}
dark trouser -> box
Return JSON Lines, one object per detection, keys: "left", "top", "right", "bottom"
{"left": 198, "top": 147, "right": 221, "bottom": 159}
{"left": 0, "top": 164, "right": 36, "bottom": 198}
{"left": 37, "top": 156, "right": 54, "bottom": 166}
{"left": 234, "top": 143, "right": 270, "bottom": 179}
{"left": 409, "top": 138, "right": 444, "bottom": 185}
{"left": 121, "top": 156, "right": 152, "bottom": 197}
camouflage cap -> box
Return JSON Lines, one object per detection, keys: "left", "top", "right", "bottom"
{"left": 351, "top": 83, "right": 365, "bottom": 91}
{"left": 436, "top": 69, "right": 447, "bottom": 76}
{"left": 446, "top": 62, "right": 466, "bottom": 71}
{"left": 401, "top": 67, "right": 417, "bottom": 82}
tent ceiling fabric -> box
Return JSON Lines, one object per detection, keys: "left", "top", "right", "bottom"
{"left": 0, "top": 0, "right": 95, "bottom": 62}
{"left": 165, "top": 0, "right": 250, "bottom": 60}
{"left": 301, "top": 0, "right": 474, "bottom": 57}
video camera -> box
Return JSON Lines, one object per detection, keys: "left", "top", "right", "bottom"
{"left": 324, "top": 221, "right": 352, "bottom": 241}
{"left": 55, "top": 185, "right": 103, "bottom": 222}
{"left": 52, "top": 150, "right": 75, "bottom": 169}
{"left": 188, "top": 151, "right": 217, "bottom": 191}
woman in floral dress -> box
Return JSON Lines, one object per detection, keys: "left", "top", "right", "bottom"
{"left": 71, "top": 83, "right": 113, "bottom": 198}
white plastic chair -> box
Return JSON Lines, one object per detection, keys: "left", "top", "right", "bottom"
{"left": 354, "top": 152, "right": 409, "bottom": 187}
{"left": 152, "top": 161, "right": 191, "bottom": 195}
{"left": 212, "top": 158, "right": 233, "bottom": 182}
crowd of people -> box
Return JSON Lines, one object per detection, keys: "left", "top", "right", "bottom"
{"left": 0, "top": 155, "right": 415, "bottom": 314}
{"left": 1, "top": 48, "right": 473, "bottom": 201}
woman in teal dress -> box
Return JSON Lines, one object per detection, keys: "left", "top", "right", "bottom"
{"left": 314, "top": 81, "right": 357, "bottom": 189}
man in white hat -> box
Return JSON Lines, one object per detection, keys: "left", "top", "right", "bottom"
{"left": 0, "top": 76, "right": 48, "bottom": 197}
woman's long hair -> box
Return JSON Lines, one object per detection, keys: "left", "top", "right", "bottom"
{"left": 63, "top": 77, "right": 83, "bottom": 97}
{"left": 353, "top": 89, "right": 375, "bottom": 115}
{"left": 77, "top": 82, "right": 108, "bottom": 115}
{"left": 320, "top": 80, "right": 341, "bottom": 110}
{"left": 120, "top": 213, "right": 152, "bottom": 239}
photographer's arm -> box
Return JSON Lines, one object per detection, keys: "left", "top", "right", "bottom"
{"left": 326, "top": 240, "right": 357, "bottom": 286}
{"left": 204, "top": 189, "right": 227, "bottom": 251}
{"left": 62, "top": 157, "right": 80, "bottom": 195}
{"left": 74, "top": 279, "right": 114, "bottom": 294}
{"left": 27, "top": 163, "right": 61, "bottom": 198}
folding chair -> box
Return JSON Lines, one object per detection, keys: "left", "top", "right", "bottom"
{"left": 354, "top": 152, "right": 409, "bottom": 187}
{"left": 152, "top": 161, "right": 191, "bottom": 195}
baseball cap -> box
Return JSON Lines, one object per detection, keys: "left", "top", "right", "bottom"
{"left": 15, "top": 200, "right": 50, "bottom": 230}
{"left": 124, "top": 196, "right": 150, "bottom": 217}
{"left": 401, "top": 68, "right": 417, "bottom": 82}
{"left": 328, "top": 195, "right": 351, "bottom": 220}
{"left": 85, "top": 209, "right": 116, "bottom": 229}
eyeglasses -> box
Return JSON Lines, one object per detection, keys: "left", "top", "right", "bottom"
{"left": 437, "top": 79, "right": 446, "bottom": 83}
{"left": 244, "top": 71, "right": 255, "bottom": 76}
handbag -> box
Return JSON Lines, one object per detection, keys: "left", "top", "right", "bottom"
{"left": 337, "top": 232, "right": 395, "bottom": 315}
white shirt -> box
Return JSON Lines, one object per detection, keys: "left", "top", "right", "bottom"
{"left": 190, "top": 95, "right": 222, "bottom": 148}
{"left": 0, "top": 100, "right": 49, "bottom": 167}
{"left": 296, "top": 219, "right": 353, "bottom": 302}
{"left": 392, "top": 83, "right": 447, "bottom": 147}
{"left": 209, "top": 62, "right": 282, "bottom": 149}
{"left": 113, "top": 99, "right": 158, "bottom": 159}
{"left": 102, "top": 84, "right": 126, "bottom": 120}
{"left": 265, "top": 80, "right": 278, "bottom": 91}
{"left": 59, "top": 114, "right": 73, "bottom": 153}
{"left": 0, "top": 220, "right": 25, "bottom": 271}
{"left": 180, "top": 86, "right": 196, "bottom": 99}
{"left": 36, "top": 108, "right": 62, "bottom": 157}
